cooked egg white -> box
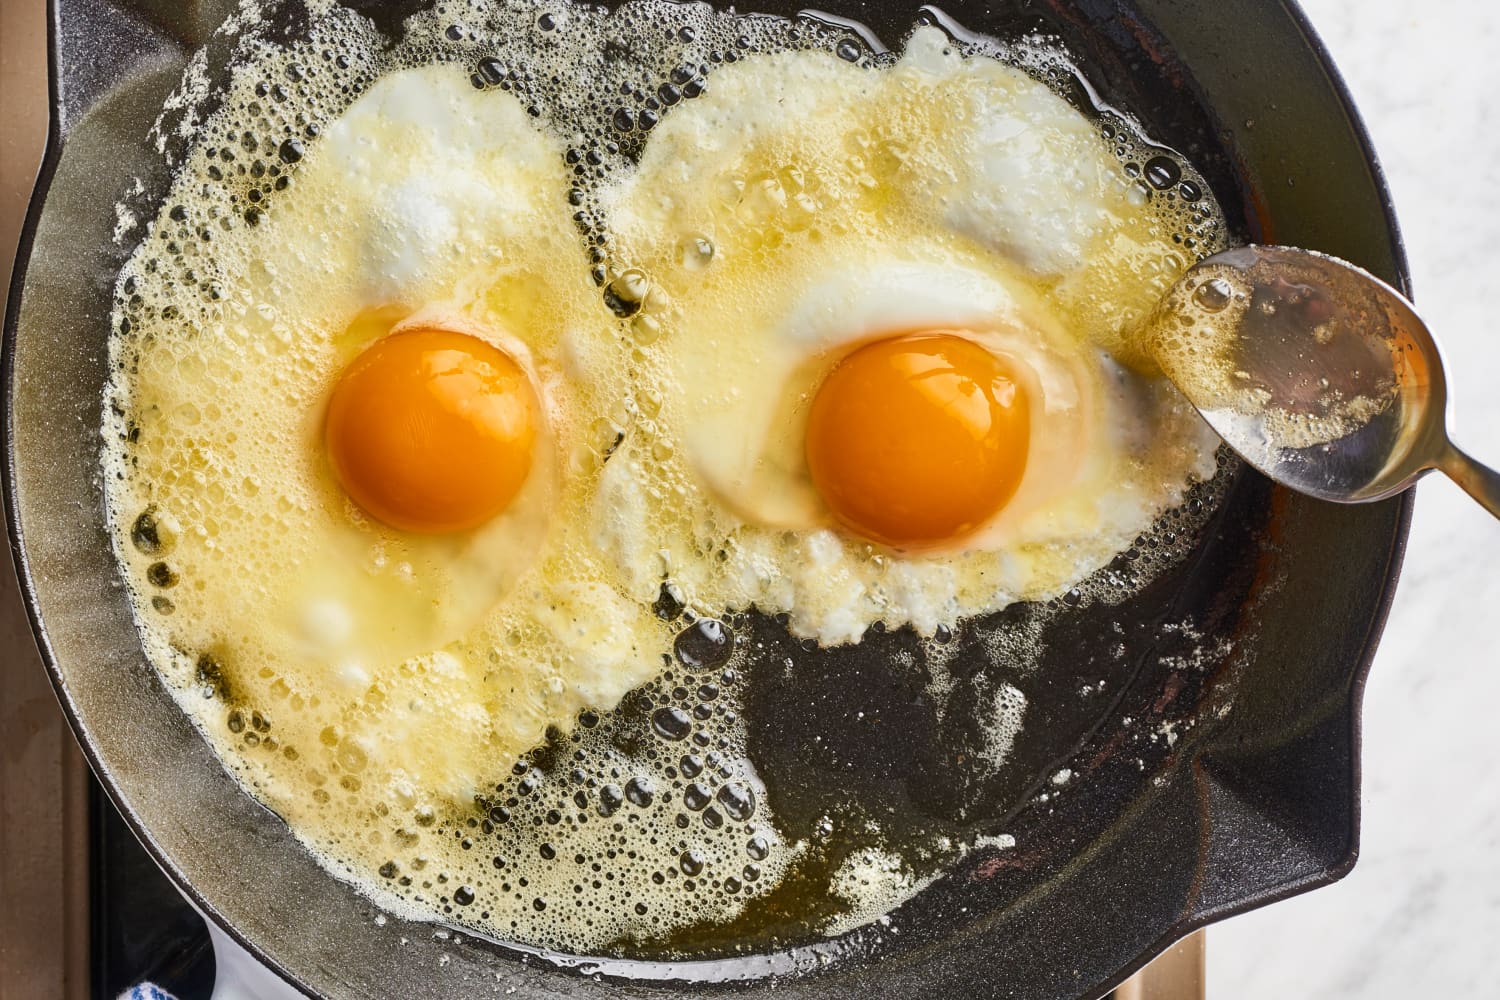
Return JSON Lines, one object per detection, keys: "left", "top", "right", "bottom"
{"left": 594, "top": 28, "right": 1224, "bottom": 646}
{"left": 107, "top": 63, "right": 677, "bottom": 875}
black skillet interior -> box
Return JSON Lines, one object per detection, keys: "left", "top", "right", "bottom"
{"left": 5, "top": 0, "right": 1409, "bottom": 997}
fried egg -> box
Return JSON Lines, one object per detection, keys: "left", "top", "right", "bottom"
{"left": 595, "top": 28, "right": 1223, "bottom": 645}
{"left": 107, "top": 63, "right": 673, "bottom": 809}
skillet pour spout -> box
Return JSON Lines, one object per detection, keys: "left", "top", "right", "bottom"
{"left": 3, "top": 0, "right": 1409, "bottom": 997}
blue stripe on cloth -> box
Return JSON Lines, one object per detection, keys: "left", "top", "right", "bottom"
{"left": 119, "top": 985, "right": 179, "bottom": 1000}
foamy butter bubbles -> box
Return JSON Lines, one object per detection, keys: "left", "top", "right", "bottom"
{"left": 103, "top": 0, "right": 1230, "bottom": 961}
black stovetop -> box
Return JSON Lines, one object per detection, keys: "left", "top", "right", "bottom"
{"left": 92, "top": 780, "right": 214, "bottom": 1000}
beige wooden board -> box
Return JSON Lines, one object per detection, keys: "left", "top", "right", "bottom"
{"left": 1, "top": 0, "right": 91, "bottom": 997}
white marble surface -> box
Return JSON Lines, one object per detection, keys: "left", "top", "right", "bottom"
{"left": 1208, "top": 1, "right": 1500, "bottom": 997}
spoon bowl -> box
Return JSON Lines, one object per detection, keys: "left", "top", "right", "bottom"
{"left": 1153, "top": 245, "right": 1500, "bottom": 516}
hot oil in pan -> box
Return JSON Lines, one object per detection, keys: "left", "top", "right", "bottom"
{"left": 460, "top": 461, "right": 1231, "bottom": 964}
{"left": 99, "top": 0, "right": 1235, "bottom": 971}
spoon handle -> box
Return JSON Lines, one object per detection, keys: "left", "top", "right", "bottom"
{"left": 1439, "top": 442, "right": 1500, "bottom": 520}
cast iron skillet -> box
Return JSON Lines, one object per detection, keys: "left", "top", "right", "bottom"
{"left": 4, "top": 0, "right": 1411, "bottom": 997}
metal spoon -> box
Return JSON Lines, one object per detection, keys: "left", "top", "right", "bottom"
{"left": 1150, "top": 244, "right": 1500, "bottom": 517}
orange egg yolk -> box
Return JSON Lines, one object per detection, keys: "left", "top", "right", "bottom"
{"left": 805, "top": 332, "right": 1029, "bottom": 548}
{"left": 324, "top": 328, "right": 538, "bottom": 534}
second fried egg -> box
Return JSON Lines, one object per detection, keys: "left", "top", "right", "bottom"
{"left": 594, "top": 29, "right": 1224, "bottom": 645}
